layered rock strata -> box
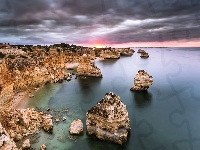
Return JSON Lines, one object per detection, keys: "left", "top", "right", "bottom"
{"left": 86, "top": 92, "right": 131, "bottom": 145}
{"left": 130, "top": 70, "right": 153, "bottom": 91}
{"left": 69, "top": 119, "right": 83, "bottom": 135}
{"left": 76, "top": 54, "right": 102, "bottom": 78}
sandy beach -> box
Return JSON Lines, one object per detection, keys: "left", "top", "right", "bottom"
{"left": 13, "top": 87, "right": 41, "bottom": 109}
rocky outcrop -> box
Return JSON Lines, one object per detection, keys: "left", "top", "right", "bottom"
{"left": 69, "top": 119, "right": 83, "bottom": 135}
{"left": 86, "top": 92, "right": 131, "bottom": 145}
{"left": 130, "top": 70, "right": 153, "bottom": 91}
{"left": 0, "top": 123, "right": 18, "bottom": 150}
{"left": 117, "top": 48, "right": 134, "bottom": 56}
{"left": 100, "top": 50, "right": 120, "bottom": 59}
{"left": 0, "top": 108, "right": 53, "bottom": 142}
{"left": 137, "top": 49, "right": 146, "bottom": 53}
{"left": 40, "top": 144, "right": 46, "bottom": 150}
{"left": 140, "top": 52, "right": 149, "bottom": 58}
{"left": 22, "top": 139, "right": 31, "bottom": 150}
{"left": 76, "top": 54, "right": 102, "bottom": 78}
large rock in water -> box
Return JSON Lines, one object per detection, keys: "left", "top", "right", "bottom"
{"left": 86, "top": 92, "right": 131, "bottom": 145}
{"left": 130, "top": 70, "right": 153, "bottom": 91}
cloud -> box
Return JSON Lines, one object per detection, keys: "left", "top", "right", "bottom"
{"left": 0, "top": 0, "right": 200, "bottom": 45}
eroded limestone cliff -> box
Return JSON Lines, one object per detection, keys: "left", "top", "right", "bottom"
{"left": 76, "top": 54, "right": 102, "bottom": 78}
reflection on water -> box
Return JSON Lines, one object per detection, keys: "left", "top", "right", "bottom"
{"left": 132, "top": 91, "right": 152, "bottom": 107}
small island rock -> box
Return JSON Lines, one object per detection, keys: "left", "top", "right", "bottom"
{"left": 86, "top": 92, "right": 131, "bottom": 145}
{"left": 130, "top": 70, "right": 153, "bottom": 91}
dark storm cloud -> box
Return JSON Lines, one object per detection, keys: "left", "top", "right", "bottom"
{"left": 0, "top": 0, "right": 200, "bottom": 44}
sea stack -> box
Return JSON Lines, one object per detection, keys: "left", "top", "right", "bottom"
{"left": 140, "top": 52, "right": 149, "bottom": 58}
{"left": 76, "top": 54, "right": 102, "bottom": 78}
{"left": 86, "top": 92, "right": 131, "bottom": 145}
{"left": 130, "top": 70, "right": 153, "bottom": 91}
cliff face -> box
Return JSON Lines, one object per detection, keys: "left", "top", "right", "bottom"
{"left": 130, "top": 70, "right": 153, "bottom": 91}
{"left": 100, "top": 50, "right": 120, "bottom": 59}
{"left": 76, "top": 54, "right": 102, "bottom": 78}
{"left": 86, "top": 92, "right": 131, "bottom": 145}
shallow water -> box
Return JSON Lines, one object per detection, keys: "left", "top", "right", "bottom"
{"left": 23, "top": 48, "right": 200, "bottom": 150}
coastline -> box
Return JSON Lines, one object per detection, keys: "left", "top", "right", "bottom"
{"left": 13, "top": 87, "right": 41, "bottom": 109}
{"left": 13, "top": 58, "right": 103, "bottom": 110}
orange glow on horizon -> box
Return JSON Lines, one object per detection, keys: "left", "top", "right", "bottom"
{"left": 80, "top": 40, "right": 200, "bottom": 48}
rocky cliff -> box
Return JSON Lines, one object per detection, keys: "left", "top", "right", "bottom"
{"left": 76, "top": 54, "right": 102, "bottom": 78}
{"left": 130, "top": 70, "right": 153, "bottom": 91}
{"left": 86, "top": 92, "right": 131, "bottom": 144}
{"left": 100, "top": 50, "right": 120, "bottom": 59}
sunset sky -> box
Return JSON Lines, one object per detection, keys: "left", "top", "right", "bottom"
{"left": 0, "top": 0, "right": 200, "bottom": 47}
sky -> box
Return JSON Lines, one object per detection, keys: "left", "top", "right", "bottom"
{"left": 0, "top": 0, "right": 200, "bottom": 47}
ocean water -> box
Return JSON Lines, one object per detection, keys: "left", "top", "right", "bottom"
{"left": 23, "top": 48, "right": 200, "bottom": 150}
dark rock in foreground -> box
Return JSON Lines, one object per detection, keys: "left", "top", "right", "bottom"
{"left": 86, "top": 92, "right": 131, "bottom": 145}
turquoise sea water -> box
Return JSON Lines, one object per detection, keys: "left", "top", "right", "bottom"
{"left": 23, "top": 48, "right": 200, "bottom": 150}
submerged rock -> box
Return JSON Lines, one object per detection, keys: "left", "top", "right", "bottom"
{"left": 130, "top": 70, "right": 153, "bottom": 91}
{"left": 86, "top": 92, "right": 131, "bottom": 145}
{"left": 69, "top": 119, "right": 83, "bottom": 135}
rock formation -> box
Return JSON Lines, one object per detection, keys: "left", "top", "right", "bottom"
{"left": 117, "top": 48, "right": 134, "bottom": 56}
{"left": 86, "top": 92, "right": 131, "bottom": 145}
{"left": 130, "top": 70, "right": 153, "bottom": 91}
{"left": 0, "top": 108, "right": 53, "bottom": 142}
{"left": 22, "top": 139, "right": 31, "bottom": 149}
{"left": 140, "top": 52, "right": 149, "bottom": 58}
{"left": 69, "top": 119, "right": 83, "bottom": 135}
{"left": 0, "top": 122, "right": 18, "bottom": 150}
{"left": 100, "top": 50, "right": 120, "bottom": 59}
{"left": 40, "top": 144, "right": 46, "bottom": 150}
{"left": 76, "top": 54, "right": 102, "bottom": 78}
{"left": 137, "top": 49, "right": 146, "bottom": 53}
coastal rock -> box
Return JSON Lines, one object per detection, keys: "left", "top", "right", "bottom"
{"left": 117, "top": 48, "right": 134, "bottom": 56}
{"left": 40, "top": 144, "right": 46, "bottom": 150}
{"left": 100, "top": 50, "right": 120, "bottom": 59}
{"left": 130, "top": 70, "right": 153, "bottom": 91}
{"left": 140, "top": 52, "right": 149, "bottom": 58}
{"left": 0, "top": 108, "right": 53, "bottom": 142}
{"left": 69, "top": 119, "right": 83, "bottom": 135}
{"left": 76, "top": 54, "right": 102, "bottom": 78}
{"left": 42, "top": 114, "right": 53, "bottom": 132}
{"left": 137, "top": 49, "right": 146, "bottom": 53}
{"left": 86, "top": 92, "right": 131, "bottom": 145}
{"left": 22, "top": 139, "right": 31, "bottom": 149}
{"left": 0, "top": 123, "right": 18, "bottom": 150}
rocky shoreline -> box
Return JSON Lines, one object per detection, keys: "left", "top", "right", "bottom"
{"left": 0, "top": 43, "right": 153, "bottom": 148}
